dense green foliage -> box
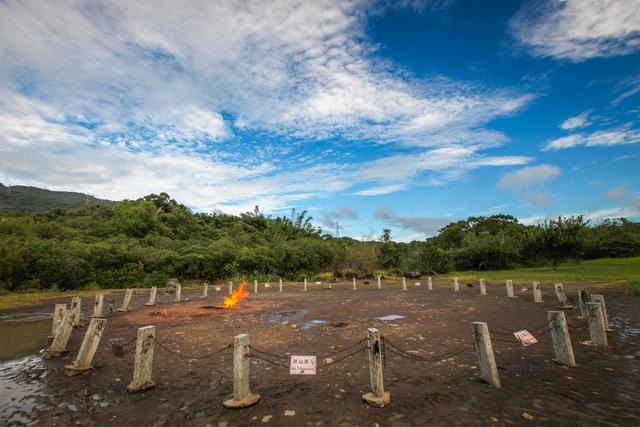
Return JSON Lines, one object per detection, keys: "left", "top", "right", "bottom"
{"left": 0, "top": 183, "right": 114, "bottom": 213}
{"left": 1, "top": 192, "right": 639, "bottom": 292}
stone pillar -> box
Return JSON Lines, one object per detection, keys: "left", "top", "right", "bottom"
{"left": 533, "top": 282, "right": 543, "bottom": 303}
{"left": 201, "top": 283, "right": 209, "bottom": 298}
{"left": 402, "top": 277, "right": 407, "bottom": 291}
{"left": 118, "top": 289, "right": 133, "bottom": 312}
{"left": 362, "top": 328, "right": 390, "bottom": 407}
{"left": 46, "top": 310, "right": 75, "bottom": 358}
{"left": 352, "top": 277, "right": 357, "bottom": 290}
{"left": 472, "top": 322, "right": 501, "bottom": 389}
{"left": 65, "top": 317, "right": 107, "bottom": 376}
{"left": 145, "top": 287, "right": 157, "bottom": 306}
{"left": 586, "top": 302, "right": 607, "bottom": 347}
{"left": 453, "top": 277, "right": 459, "bottom": 293}
{"left": 223, "top": 334, "right": 260, "bottom": 408}
{"left": 554, "top": 283, "right": 572, "bottom": 308}
{"left": 427, "top": 276, "right": 433, "bottom": 291}
{"left": 229, "top": 281, "right": 233, "bottom": 296}
{"left": 279, "top": 278, "right": 283, "bottom": 293}
{"left": 174, "top": 284, "right": 182, "bottom": 302}
{"left": 506, "top": 280, "right": 516, "bottom": 298}
{"left": 51, "top": 304, "right": 67, "bottom": 337}
{"left": 127, "top": 326, "right": 156, "bottom": 392}
{"left": 479, "top": 279, "right": 487, "bottom": 296}
{"left": 70, "top": 297, "right": 82, "bottom": 327}
{"left": 254, "top": 280, "right": 259, "bottom": 294}
{"left": 377, "top": 275, "right": 381, "bottom": 290}
{"left": 303, "top": 278, "right": 307, "bottom": 292}
{"left": 548, "top": 311, "right": 576, "bottom": 367}
{"left": 578, "top": 289, "right": 589, "bottom": 318}
{"left": 590, "top": 294, "right": 613, "bottom": 331}
{"left": 93, "top": 294, "right": 104, "bottom": 317}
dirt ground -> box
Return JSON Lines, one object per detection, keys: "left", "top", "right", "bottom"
{"left": 5, "top": 280, "right": 640, "bottom": 426}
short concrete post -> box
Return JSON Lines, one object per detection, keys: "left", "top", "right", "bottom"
{"left": 479, "top": 279, "right": 487, "bottom": 295}
{"left": 554, "top": 283, "right": 572, "bottom": 308}
{"left": 352, "top": 277, "right": 357, "bottom": 290}
{"left": 472, "top": 322, "right": 501, "bottom": 389}
{"left": 223, "top": 334, "right": 260, "bottom": 408}
{"left": 174, "top": 284, "right": 181, "bottom": 302}
{"left": 201, "top": 283, "right": 209, "bottom": 298}
{"left": 585, "top": 302, "right": 607, "bottom": 347}
{"left": 377, "top": 275, "right": 381, "bottom": 290}
{"left": 402, "top": 277, "right": 407, "bottom": 291}
{"left": 590, "top": 295, "right": 613, "bottom": 331}
{"left": 70, "top": 297, "right": 82, "bottom": 327}
{"left": 427, "top": 276, "right": 433, "bottom": 291}
{"left": 303, "top": 278, "right": 307, "bottom": 292}
{"left": 548, "top": 311, "right": 576, "bottom": 367}
{"left": 453, "top": 277, "right": 459, "bottom": 292}
{"left": 46, "top": 310, "right": 75, "bottom": 357}
{"left": 118, "top": 289, "right": 133, "bottom": 312}
{"left": 578, "top": 289, "right": 589, "bottom": 318}
{"left": 145, "top": 286, "right": 157, "bottom": 306}
{"left": 279, "top": 278, "right": 283, "bottom": 293}
{"left": 93, "top": 294, "right": 104, "bottom": 317}
{"left": 51, "top": 304, "right": 67, "bottom": 337}
{"left": 65, "top": 317, "right": 107, "bottom": 376}
{"left": 229, "top": 281, "right": 233, "bottom": 296}
{"left": 127, "top": 326, "right": 156, "bottom": 392}
{"left": 506, "top": 280, "right": 516, "bottom": 298}
{"left": 362, "top": 328, "right": 390, "bottom": 407}
{"left": 254, "top": 280, "right": 258, "bottom": 294}
{"left": 533, "top": 282, "right": 543, "bottom": 303}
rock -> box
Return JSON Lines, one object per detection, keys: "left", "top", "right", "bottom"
{"left": 284, "top": 410, "right": 296, "bottom": 416}
{"left": 262, "top": 415, "right": 273, "bottom": 423}
{"left": 91, "top": 394, "right": 102, "bottom": 401}
{"left": 490, "top": 417, "right": 498, "bottom": 423}
{"left": 521, "top": 412, "right": 534, "bottom": 421}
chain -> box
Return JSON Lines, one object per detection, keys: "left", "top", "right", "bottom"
{"left": 320, "top": 338, "right": 369, "bottom": 359}
{"left": 322, "top": 343, "right": 368, "bottom": 366}
{"left": 246, "top": 352, "right": 288, "bottom": 368}
{"left": 248, "top": 345, "right": 288, "bottom": 360}
{"left": 382, "top": 337, "right": 473, "bottom": 363}
{"left": 152, "top": 337, "right": 232, "bottom": 359}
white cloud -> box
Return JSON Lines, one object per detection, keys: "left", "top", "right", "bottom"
{"left": 543, "top": 126, "right": 640, "bottom": 150}
{"left": 603, "top": 185, "right": 627, "bottom": 202}
{"left": 511, "top": 0, "right": 640, "bottom": 62}
{"left": 559, "top": 111, "right": 591, "bottom": 130}
{"left": 498, "top": 165, "right": 561, "bottom": 191}
{"left": 374, "top": 206, "right": 450, "bottom": 235}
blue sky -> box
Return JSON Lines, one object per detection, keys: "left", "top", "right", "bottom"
{"left": 0, "top": 0, "right": 639, "bottom": 241}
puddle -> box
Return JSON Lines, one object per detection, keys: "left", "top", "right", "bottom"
{"left": 301, "top": 320, "right": 326, "bottom": 329}
{"left": 375, "top": 314, "right": 406, "bottom": 321}
{"left": 0, "top": 356, "right": 50, "bottom": 426}
{"left": 0, "top": 314, "right": 51, "bottom": 362}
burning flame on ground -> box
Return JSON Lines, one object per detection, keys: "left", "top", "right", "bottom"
{"left": 223, "top": 280, "right": 250, "bottom": 308}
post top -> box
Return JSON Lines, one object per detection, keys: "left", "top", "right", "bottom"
{"left": 367, "top": 328, "right": 379, "bottom": 333}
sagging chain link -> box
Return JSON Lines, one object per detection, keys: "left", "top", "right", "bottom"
{"left": 382, "top": 336, "right": 473, "bottom": 363}
{"left": 151, "top": 337, "right": 233, "bottom": 359}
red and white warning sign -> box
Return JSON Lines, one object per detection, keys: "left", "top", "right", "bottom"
{"left": 513, "top": 330, "right": 538, "bottom": 347}
{"left": 289, "top": 355, "right": 317, "bottom": 375}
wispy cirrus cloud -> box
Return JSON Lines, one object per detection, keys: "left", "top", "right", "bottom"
{"left": 543, "top": 125, "right": 640, "bottom": 151}
{"left": 498, "top": 164, "right": 561, "bottom": 206}
{"left": 559, "top": 110, "right": 591, "bottom": 130}
{"left": 374, "top": 206, "right": 450, "bottom": 236}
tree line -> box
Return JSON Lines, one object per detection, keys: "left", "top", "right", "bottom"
{"left": 1, "top": 193, "right": 639, "bottom": 292}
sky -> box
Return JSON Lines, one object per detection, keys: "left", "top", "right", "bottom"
{"left": 0, "top": 0, "right": 639, "bottom": 241}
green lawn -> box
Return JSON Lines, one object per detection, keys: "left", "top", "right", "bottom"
{"left": 438, "top": 257, "right": 640, "bottom": 287}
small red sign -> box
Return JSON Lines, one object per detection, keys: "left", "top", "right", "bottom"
{"left": 513, "top": 330, "right": 538, "bottom": 346}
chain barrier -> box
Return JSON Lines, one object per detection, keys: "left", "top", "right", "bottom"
{"left": 246, "top": 351, "right": 289, "bottom": 368}
{"left": 382, "top": 336, "right": 473, "bottom": 363}
{"left": 111, "top": 336, "right": 137, "bottom": 358}
{"left": 152, "top": 337, "right": 233, "bottom": 359}
{"left": 322, "top": 342, "right": 368, "bottom": 367}
{"left": 320, "top": 338, "right": 369, "bottom": 360}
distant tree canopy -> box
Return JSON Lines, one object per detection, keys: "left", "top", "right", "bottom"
{"left": 1, "top": 194, "right": 639, "bottom": 292}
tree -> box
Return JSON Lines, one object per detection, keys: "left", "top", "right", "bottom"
{"left": 526, "top": 216, "right": 588, "bottom": 270}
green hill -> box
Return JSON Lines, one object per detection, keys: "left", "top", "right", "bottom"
{"left": 0, "top": 183, "right": 115, "bottom": 213}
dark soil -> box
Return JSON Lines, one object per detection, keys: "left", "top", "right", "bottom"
{"left": 5, "top": 281, "right": 640, "bottom": 426}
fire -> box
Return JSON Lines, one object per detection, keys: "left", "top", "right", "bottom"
{"left": 223, "top": 280, "right": 250, "bottom": 308}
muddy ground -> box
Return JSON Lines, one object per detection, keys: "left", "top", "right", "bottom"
{"left": 2, "top": 280, "right": 640, "bottom": 426}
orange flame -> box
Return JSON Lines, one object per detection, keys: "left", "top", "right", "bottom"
{"left": 223, "top": 281, "right": 250, "bottom": 308}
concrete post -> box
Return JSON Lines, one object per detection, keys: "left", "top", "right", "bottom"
{"left": 201, "top": 283, "right": 209, "bottom": 298}
{"left": 65, "top": 317, "right": 107, "bottom": 376}
{"left": 254, "top": 280, "right": 258, "bottom": 294}
{"left": 533, "top": 282, "right": 543, "bottom": 303}
{"left": 427, "top": 276, "right": 433, "bottom": 291}
{"left": 578, "top": 289, "right": 589, "bottom": 318}
{"left": 93, "top": 294, "right": 104, "bottom": 317}
{"left": 590, "top": 295, "right": 613, "bottom": 331}
{"left": 51, "top": 304, "right": 67, "bottom": 337}
{"left": 118, "top": 289, "right": 133, "bottom": 312}
{"left": 70, "top": 297, "right": 82, "bottom": 327}
{"left": 453, "top": 277, "right": 459, "bottom": 293}
{"left": 472, "top": 322, "right": 501, "bottom": 389}
{"left": 46, "top": 310, "right": 75, "bottom": 358}
{"left": 506, "top": 280, "right": 516, "bottom": 298}
{"left": 479, "top": 279, "right": 487, "bottom": 296}
{"left": 548, "top": 311, "right": 576, "bottom": 367}
{"left": 174, "top": 284, "right": 181, "bottom": 302}
{"left": 554, "top": 283, "right": 572, "bottom": 308}
{"left": 303, "top": 278, "right": 307, "bottom": 292}
{"left": 279, "top": 278, "right": 283, "bottom": 293}
{"left": 127, "top": 326, "right": 156, "bottom": 392}
{"left": 377, "top": 275, "right": 381, "bottom": 290}
{"left": 352, "top": 277, "right": 357, "bottom": 290}
{"left": 585, "top": 302, "right": 607, "bottom": 347}
{"left": 145, "top": 286, "right": 157, "bottom": 306}
{"left": 229, "top": 281, "right": 233, "bottom": 296}
{"left": 402, "top": 277, "right": 407, "bottom": 291}
{"left": 362, "top": 328, "right": 390, "bottom": 407}
{"left": 223, "top": 334, "right": 260, "bottom": 408}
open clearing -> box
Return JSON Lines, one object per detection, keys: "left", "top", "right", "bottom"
{"left": 2, "top": 279, "right": 639, "bottom": 426}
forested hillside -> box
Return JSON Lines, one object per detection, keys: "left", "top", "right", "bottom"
{"left": 1, "top": 192, "right": 639, "bottom": 292}
{"left": 0, "top": 183, "right": 114, "bottom": 213}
